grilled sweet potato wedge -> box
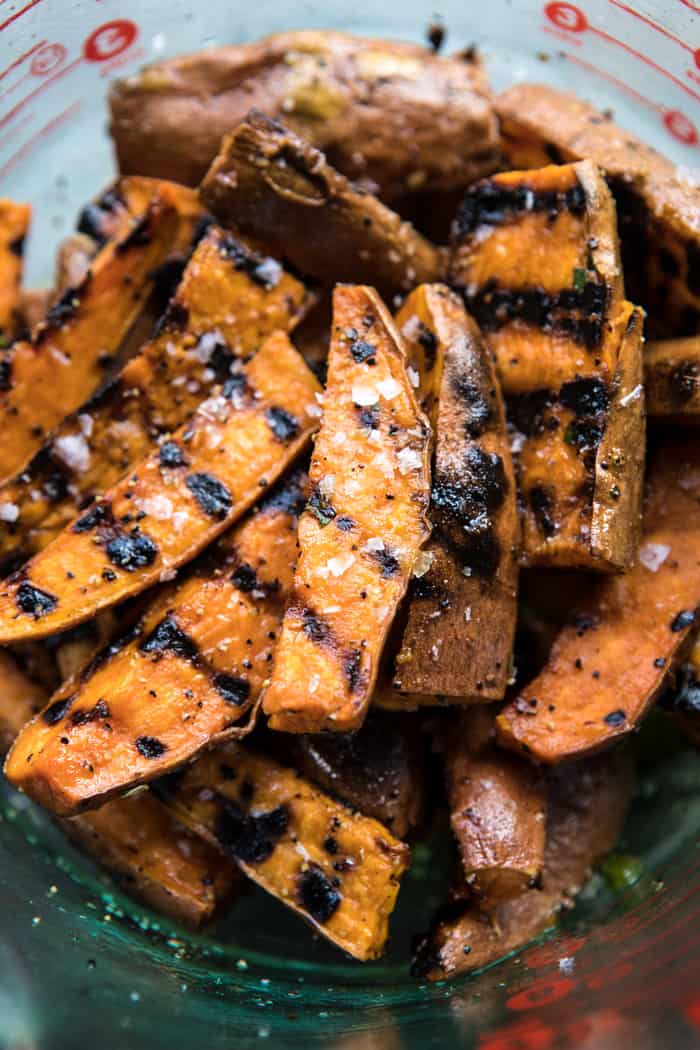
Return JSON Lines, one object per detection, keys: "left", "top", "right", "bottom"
{"left": 201, "top": 112, "right": 445, "bottom": 298}
{"left": 451, "top": 162, "right": 644, "bottom": 570}
{"left": 446, "top": 708, "right": 545, "bottom": 910}
{"left": 293, "top": 709, "right": 426, "bottom": 839}
{"left": 0, "top": 200, "right": 30, "bottom": 343}
{"left": 645, "top": 336, "right": 700, "bottom": 423}
{"left": 110, "top": 30, "right": 499, "bottom": 200}
{"left": 392, "top": 285, "right": 519, "bottom": 699}
{"left": 262, "top": 285, "right": 431, "bottom": 732}
{"left": 413, "top": 749, "right": 633, "bottom": 979}
{"left": 156, "top": 742, "right": 410, "bottom": 959}
{"left": 497, "top": 442, "right": 700, "bottom": 764}
{"left": 496, "top": 83, "right": 700, "bottom": 338}
{"left": 0, "top": 196, "right": 179, "bottom": 484}
{"left": 5, "top": 473, "right": 305, "bottom": 814}
{"left": 19, "top": 289, "right": 51, "bottom": 335}
{"left": 0, "top": 226, "right": 311, "bottom": 565}
{"left": 0, "top": 332, "right": 320, "bottom": 643}
{"left": 75, "top": 176, "right": 204, "bottom": 252}
{"left": 0, "top": 653, "right": 238, "bottom": 925}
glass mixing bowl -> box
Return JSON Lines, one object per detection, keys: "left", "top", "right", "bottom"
{"left": 0, "top": 1, "right": 699, "bottom": 1047}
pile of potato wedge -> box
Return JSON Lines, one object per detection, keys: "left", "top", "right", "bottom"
{"left": 0, "top": 29, "right": 698, "bottom": 979}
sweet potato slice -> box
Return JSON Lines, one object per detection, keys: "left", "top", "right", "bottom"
{"left": 0, "top": 332, "right": 320, "bottom": 643}
{"left": 0, "top": 653, "right": 238, "bottom": 926}
{"left": 0, "top": 195, "right": 179, "bottom": 484}
{"left": 201, "top": 111, "right": 445, "bottom": 298}
{"left": 6, "top": 473, "right": 305, "bottom": 814}
{"left": 109, "top": 30, "right": 499, "bottom": 200}
{"left": 496, "top": 83, "right": 700, "bottom": 339}
{"left": 413, "top": 749, "right": 633, "bottom": 979}
{"left": 497, "top": 443, "right": 700, "bottom": 764}
{"left": 0, "top": 200, "right": 30, "bottom": 343}
{"left": 262, "top": 285, "right": 431, "bottom": 733}
{"left": 292, "top": 709, "right": 426, "bottom": 839}
{"left": 19, "top": 289, "right": 51, "bottom": 335}
{"left": 155, "top": 742, "right": 410, "bottom": 959}
{"left": 445, "top": 708, "right": 546, "bottom": 910}
{"left": 75, "top": 176, "right": 204, "bottom": 253}
{"left": 645, "top": 336, "right": 700, "bottom": 423}
{"left": 392, "top": 285, "right": 519, "bottom": 699}
{"left": 0, "top": 226, "right": 311, "bottom": 566}
{"left": 451, "top": 162, "right": 644, "bottom": 570}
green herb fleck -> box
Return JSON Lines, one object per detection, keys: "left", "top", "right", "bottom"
{"left": 600, "top": 853, "right": 645, "bottom": 892}
{"left": 563, "top": 422, "right": 575, "bottom": 445}
{"left": 573, "top": 267, "right": 587, "bottom": 292}
{"left": 307, "top": 488, "right": 336, "bottom": 528}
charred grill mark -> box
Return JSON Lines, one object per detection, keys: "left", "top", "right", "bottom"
{"left": 301, "top": 607, "right": 332, "bottom": 645}
{"left": 230, "top": 563, "right": 259, "bottom": 592}
{"left": 116, "top": 214, "right": 152, "bottom": 254}
{"left": 135, "top": 735, "right": 167, "bottom": 759}
{"left": 80, "top": 375, "right": 122, "bottom": 415}
{"left": 199, "top": 334, "right": 234, "bottom": 382}
{"left": 298, "top": 863, "right": 341, "bottom": 923}
{"left": 105, "top": 532, "right": 158, "bottom": 571}
{"left": 669, "top": 360, "right": 700, "bottom": 404}
{"left": 454, "top": 178, "right": 586, "bottom": 238}
{"left": 559, "top": 377, "right": 609, "bottom": 417}
{"left": 43, "top": 695, "right": 74, "bottom": 725}
{"left": 529, "top": 485, "right": 556, "bottom": 538}
{"left": 222, "top": 372, "right": 250, "bottom": 401}
{"left": 77, "top": 188, "right": 125, "bottom": 245}
{"left": 0, "top": 357, "right": 11, "bottom": 391}
{"left": 45, "top": 286, "right": 82, "bottom": 327}
{"left": 671, "top": 610, "right": 696, "bottom": 633}
{"left": 416, "top": 322, "right": 438, "bottom": 371}
{"left": 154, "top": 300, "right": 189, "bottom": 338}
{"left": 307, "top": 486, "right": 336, "bottom": 527}
{"left": 431, "top": 448, "right": 506, "bottom": 579}
{"left": 213, "top": 673, "right": 251, "bottom": 706}
{"left": 367, "top": 546, "right": 401, "bottom": 578}
{"left": 462, "top": 280, "right": 610, "bottom": 351}
{"left": 410, "top": 571, "right": 444, "bottom": 601}
{"left": 185, "top": 473, "right": 233, "bottom": 519}
{"left": 70, "top": 699, "right": 110, "bottom": 726}
{"left": 158, "top": 441, "right": 188, "bottom": 469}
{"left": 343, "top": 649, "right": 363, "bottom": 694}
{"left": 508, "top": 390, "right": 556, "bottom": 438}
{"left": 257, "top": 471, "right": 307, "bottom": 518}
{"left": 73, "top": 501, "right": 114, "bottom": 534}
{"left": 349, "top": 339, "right": 377, "bottom": 365}
{"left": 452, "top": 375, "right": 492, "bottom": 438}
{"left": 16, "top": 580, "right": 58, "bottom": 618}
{"left": 265, "top": 406, "right": 300, "bottom": 443}
{"left": 140, "top": 616, "right": 199, "bottom": 661}
{"left": 214, "top": 796, "right": 289, "bottom": 863}
{"left": 219, "top": 234, "right": 283, "bottom": 290}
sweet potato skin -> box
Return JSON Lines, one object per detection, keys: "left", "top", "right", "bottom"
{"left": 6, "top": 474, "right": 305, "bottom": 814}
{"left": 0, "top": 332, "right": 320, "bottom": 643}
{"left": 392, "top": 285, "right": 519, "bottom": 699}
{"left": 0, "top": 200, "right": 30, "bottom": 342}
{"left": 0, "top": 226, "right": 311, "bottom": 566}
{"left": 0, "top": 196, "right": 179, "bottom": 484}
{"left": 156, "top": 742, "right": 410, "bottom": 960}
{"left": 262, "top": 285, "right": 431, "bottom": 733}
{"left": 109, "top": 30, "right": 499, "bottom": 200}
{"left": 201, "top": 111, "right": 445, "bottom": 298}
{"left": 451, "top": 162, "right": 643, "bottom": 571}
{"left": 293, "top": 709, "right": 426, "bottom": 839}
{"left": 645, "top": 336, "right": 700, "bottom": 423}
{"left": 495, "top": 82, "right": 700, "bottom": 339}
{"left": 413, "top": 749, "right": 633, "bottom": 979}
{"left": 497, "top": 443, "right": 700, "bottom": 764}
{"left": 446, "top": 708, "right": 546, "bottom": 909}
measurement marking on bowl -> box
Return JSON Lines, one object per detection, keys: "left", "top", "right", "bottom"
{"left": 608, "top": 0, "right": 695, "bottom": 55}
{"left": 564, "top": 51, "right": 664, "bottom": 112}
{"left": 0, "top": 99, "right": 82, "bottom": 180}
{"left": 0, "top": 39, "right": 47, "bottom": 82}
{"left": 0, "top": 0, "right": 45, "bottom": 34}
{"left": 0, "top": 55, "right": 81, "bottom": 131}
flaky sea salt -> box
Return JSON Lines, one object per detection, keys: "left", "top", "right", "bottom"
{"left": 140, "top": 494, "right": 173, "bottom": 521}
{"left": 412, "top": 550, "right": 434, "bottom": 578}
{"left": 396, "top": 446, "right": 422, "bottom": 474}
{"left": 352, "top": 382, "right": 379, "bottom": 407}
{"left": 363, "top": 537, "right": 385, "bottom": 553}
{"left": 407, "top": 366, "right": 420, "bottom": 389}
{"left": 0, "top": 502, "right": 19, "bottom": 523}
{"left": 638, "top": 542, "right": 671, "bottom": 572}
{"left": 53, "top": 434, "right": 90, "bottom": 473}
{"left": 318, "top": 474, "right": 336, "bottom": 498}
{"left": 327, "top": 553, "right": 355, "bottom": 577}
{"left": 78, "top": 413, "right": 93, "bottom": 437}
{"left": 377, "top": 377, "right": 402, "bottom": 401}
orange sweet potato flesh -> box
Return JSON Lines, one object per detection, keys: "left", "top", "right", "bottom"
{"left": 0, "top": 195, "right": 179, "bottom": 484}
{"left": 109, "top": 30, "right": 499, "bottom": 200}
{"left": 201, "top": 111, "right": 445, "bottom": 299}
{"left": 0, "top": 650, "right": 238, "bottom": 926}
{"left": 495, "top": 83, "right": 700, "bottom": 339}
{"left": 645, "top": 336, "right": 700, "bottom": 423}
{"left": 156, "top": 741, "right": 410, "bottom": 959}
{"left": 0, "top": 332, "right": 320, "bottom": 643}
{"left": 413, "top": 748, "right": 633, "bottom": 980}
{"left": 0, "top": 200, "right": 30, "bottom": 343}
{"left": 446, "top": 708, "right": 546, "bottom": 910}
{"left": 497, "top": 442, "right": 700, "bottom": 764}
{"left": 6, "top": 473, "right": 305, "bottom": 814}
{"left": 0, "top": 226, "right": 311, "bottom": 565}
{"left": 451, "top": 162, "right": 644, "bottom": 571}
{"left": 392, "top": 285, "right": 519, "bottom": 699}
{"left": 262, "top": 285, "right": 431, "bottom": 733}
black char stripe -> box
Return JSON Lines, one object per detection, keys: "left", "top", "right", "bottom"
{"left": 9, "top": 234, "right": 25, "bottom": 257}
{"left": 45, "top": 286, "right": 81, "bottom": 327}
{"left": 454, "top": 178, "right": 587, "bottom": 238}
{"left": 70, "top": 699, "right": 110, "bottom": 726}
{"left": 301, "top": 607, "right": 332, "bottom": 645}
{"left": 43, "top": 695, "right": 74, "bottom": 725}
{"left": 0, "top": 357, "right": 11, "bottom": 391}
{"left": 73, "top": 502, "right": 113, "bottom": 534}
{"left": 135, "top": 735, "right": 167, "bottom": 759}
{"left": 230, "top": 563, "right": 258, "bottom": 592}
{"left": 140, "top": 616, "right": 199, "bottom": 661}
{"left": 213, "top": 673, "right": 250, "bottom": 706}
{"left": 214, "top": 797, "right": 289, "bottom": 863}
{"left": 115, "top": 214, "right": 152, "bottom": 254}
{"left": 219, "top": 234, "right": 283, "bottom": 290}
{"left": 159, "top": 441, "right": 188, "bottom": 469}
{"left": 266, "top": 406, "right": 300, "bottom": 443}
{"left": 298, "top": 863, "right": 341, "bottom": 924}
{"left": 185, "top": 473, "right": 233, "bottom": 519}
{"left": 154, "top": 300, "right": 189, "bottom": 338}
{"left": 559, "top": 377, "right": 609, "bottom": 417}
{"left": 16, "top": 581, "right": 58, "bottom": 618}
{"left": 106, "top": 532, "right": 158, "bottom": 571}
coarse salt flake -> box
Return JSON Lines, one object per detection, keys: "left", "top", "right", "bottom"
{"left": 78, "top": 413, "right": 93, "bottom": 437}
{"left": 396, "top": 446, "right": 422, "bottom": 474}
{"left": 52, "top": 434, "right": 90, "bottom": 473}
{"left": 363, "top": 537, "right": 385, "bottom": 553}
{"left": 327, "top": 553, "right": 355, "bottom": 577}
{"left": 407, "top": 366, "right": 420, "bottom": 389}
{"left": 377, "top": 377, "right": 402, "bottom": 401}
{"left": 619, "top": 383, "right": 643, "bottom": 408}
{"left": 352, "top": 382, "right": 379, "bottom": 407}
{"left": 638, "top": 542, "right": 671, "bottom": 572}
{"left": 412, "top": 550, "right": 434, "bottom": 578}
{"left": 0, "top": 502, "right": 19, "bottom": 522}
{"left": 140, "top": 494, "right": 173, "bottom": 520}
{"left": 318, "top": 474, "right": 336, "bottom": 498}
